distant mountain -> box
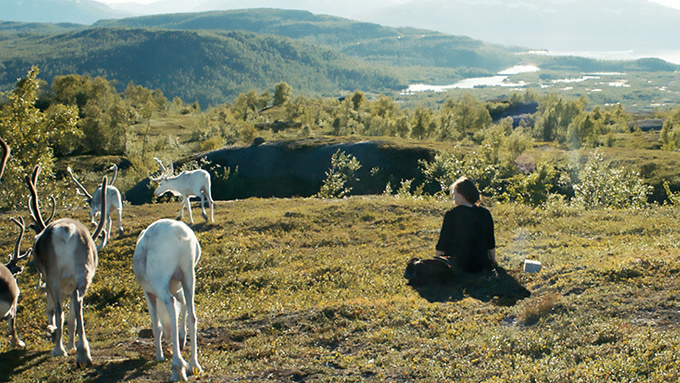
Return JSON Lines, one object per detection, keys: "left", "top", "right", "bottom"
{"left": 102, "top": 0, "right": 401, "bottom": 18}
{"left": 0, "top": 21, "right": 84, "bottom": 34}
{"left": 100, "top": 0, "right": 680, "bottom": 56}
{"left": 0, "top": 27, "right": 407, "bottom": 106}
{"left": 360, "top": 0, "right": 680, "bottom": 53}
{"left": 7, "top": 0, "right": 680, "bottom": 56}
{"left": 3, "top": 0, "right": 130, "bottom": 24}
{"left": 1, "top": 9, "right": 677, "bottom": 108}
{"left": 94, "top": 9, "right": 520, "bottom": 71}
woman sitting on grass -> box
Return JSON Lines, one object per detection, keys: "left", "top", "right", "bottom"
{"left": 435, "top": 176, "right": 498, "bottom": 273}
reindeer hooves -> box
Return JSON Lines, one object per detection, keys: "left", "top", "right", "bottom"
{"left": 46, "top": 325, "right": 57, "bottom": 340}
{"left": 171, "top": 364, "right": 189, "bottom": 382}
{"left": 75, "top": 358, "right": 93, "bottom": 369}
{"left": 13, "top": 339, "right": 26, "bottom": 348}
{"left": 51, "top": 346, "right": 68, "bottom": 357}
{"left": 188, "top": 363, "right": 203, "bottom": 377}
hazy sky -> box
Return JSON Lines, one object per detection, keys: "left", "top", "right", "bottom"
{"left": 651, "top": 0, "right": 680, "bottom": 8}
{"left": 95, "top": 0, "right": 680, "bottom": 9}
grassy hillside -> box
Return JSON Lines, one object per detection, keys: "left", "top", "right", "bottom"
{"left": 1, "top": 196, "right": 679, "bottom": 381}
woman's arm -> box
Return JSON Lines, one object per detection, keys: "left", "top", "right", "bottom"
{"left": 435, "top": 211, "right": 453, "bottom": 257}
{"left": 488, "top": 248, "right": 498, "bottom": 268}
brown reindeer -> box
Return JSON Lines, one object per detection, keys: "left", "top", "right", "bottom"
{"left": 26, "top": 165, "right": 108, "bottom": 367}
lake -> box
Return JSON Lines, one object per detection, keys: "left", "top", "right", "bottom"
{"left": 402, "top": 65, "right": 540, "bottom": 93}
{"left": 402, "top": 49, "right": 680, "bottom": 94}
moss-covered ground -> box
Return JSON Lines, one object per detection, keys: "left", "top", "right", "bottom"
{"left": 1, "top": 196, "right": 680, "bottom": 382}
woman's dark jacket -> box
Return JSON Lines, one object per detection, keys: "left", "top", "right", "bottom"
{"left": 436, "top": 205, "right": 495, "bottom": 273}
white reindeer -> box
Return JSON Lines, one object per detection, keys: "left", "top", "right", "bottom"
{"left": 26, "top": 165, "right": 108, "bottom": 367}
{"left": 133, "top": 219, "right": 203, "bottom": 381}
{"left": 150, "top": 158, "right": 214, "bottom": 224}
{"left": 67, "top": 164, "right": 124, "bottom": 237}
{"left": 0, "top": 217, "right": 32, "bottom": 348}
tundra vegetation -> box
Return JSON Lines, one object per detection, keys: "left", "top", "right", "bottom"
{"left": 1, "top": 67, "right": 680, "bottom": 381}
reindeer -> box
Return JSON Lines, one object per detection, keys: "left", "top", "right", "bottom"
{"left": 67, "top": 164, "right": 124, "bottom": 237}
{"left": 133, "top": 218, "right": 203, "bottom": 381}
{"left": 150, "top": 158, "right": 214, "bottom": 224}
{"left": 0, "top": 137, "right": 33, "bottom": 348}
{"left": 0, "top": 217, "right": 32, "bottom": 347}
{"left": 0, "top": 137, "right": 9, "bottom": 180}
{"left": 26, "top": 165, "right": 108, "bottom": 367}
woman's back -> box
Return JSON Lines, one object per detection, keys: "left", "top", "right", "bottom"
{"left": 436, "top": 205, "right": 495, "bottom": 273}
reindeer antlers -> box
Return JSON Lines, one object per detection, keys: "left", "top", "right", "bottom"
{"left": 26, "top": 165, "right": 56, "bottom": 233}
{"left": 9, "top": 217, "right": 32, "bottom": 265}
{"left": 67, "top": 166, "right": 94, "bottom": 200}
{"left": 150, "top": 158, "right": 169, "bottom": 181}
{"left": 26, "top": 165, "right": 46, "bottom": 233}
{"left": 91, "top": 175, "right": 108, "bottom": 251}
{"left": 108, "top": 164, "right": 118, "bottom": 186}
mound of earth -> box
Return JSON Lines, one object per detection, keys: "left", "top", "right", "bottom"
{"left": 126, "top": 138, "right": 436, "bottom": 204}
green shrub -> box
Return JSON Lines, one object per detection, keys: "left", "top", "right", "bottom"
{"left": 317, "top": 150, "right": 362, "bottom": 198}
{"left": 504, "top": 162, "right": 557, "bottom": 206}
{"left": 199, "top": 135, "right": 225, "bottom": 152}
{"left": 573, "top": 150, "right": 652, "bottom": 209}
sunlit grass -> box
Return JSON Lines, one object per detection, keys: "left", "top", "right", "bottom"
{"left": 1, "top": 196, "right": 680, "bottom": 382}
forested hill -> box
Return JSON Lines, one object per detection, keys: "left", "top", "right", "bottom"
{"left": 0, "top": 21, "right": 83, "bottom": 34}
{"left": 0, "top": 27, "right": 406, "bottom": 106}
{"left": 1, "top": 9, "right": 679, "bottom": 107}
{"left": 94, "top": 9, "right": 520, "bottom": 70}
{"left": 0, "top": 9, "right": 524, "bottom": 106}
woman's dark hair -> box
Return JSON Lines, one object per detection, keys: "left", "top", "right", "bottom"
{"left": 451, "top": 177, "right": 480, "bottom": 205}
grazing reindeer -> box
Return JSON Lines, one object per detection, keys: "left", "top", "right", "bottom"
{"left": 133, "top": 219, "right": 203, "bottom": 381}
{"left": 0, "top": 217, "right": 32, "bottom": 347}
{"left": 67, "top": 164, "right": 124, "bottom": 237}
{"left": 26, "top": 165, "right": 108, "bottom": 367}
{"left": 150, "top": 158, "right": 214, "bottom": 224}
